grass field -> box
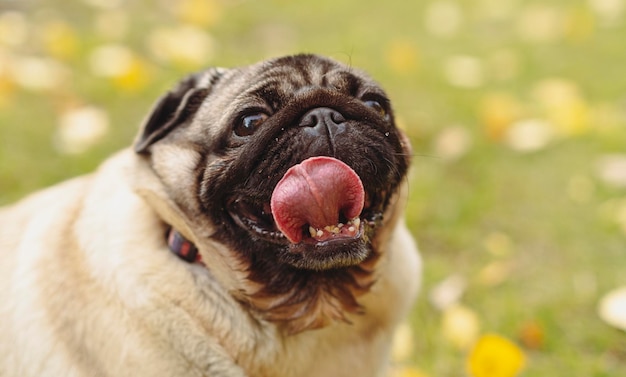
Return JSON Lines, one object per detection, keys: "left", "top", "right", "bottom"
{"left": 1, "top": 0, "right": 626, "bottom": 376}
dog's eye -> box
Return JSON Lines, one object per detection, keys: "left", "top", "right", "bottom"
{"left": 364, "top": 100, "right": 388, "bottom": 120}
{"left": 235, "top": 113, "right": 269, "bottom": 136}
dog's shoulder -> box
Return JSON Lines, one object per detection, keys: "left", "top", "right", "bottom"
{"left": 0, "top": 149, "right": 139, "bottom": 246}
{"left": 0, "top": 175, "right": 92, "bottom": 248}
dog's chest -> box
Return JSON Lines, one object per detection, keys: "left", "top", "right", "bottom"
{"left": 242, "top": 320, "right": 392, "bottom": 377}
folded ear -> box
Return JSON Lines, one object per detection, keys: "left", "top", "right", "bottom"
{"left": 134, "top": 68, "right": 226, "bottom": 153}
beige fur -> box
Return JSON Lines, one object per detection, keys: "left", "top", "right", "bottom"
{"left": 0, "top": 150, "right": 420, "bottom": 377}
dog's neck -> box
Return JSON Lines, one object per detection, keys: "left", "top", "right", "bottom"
{"left": 167, "top": 228, "right": 203, "bottom": 265}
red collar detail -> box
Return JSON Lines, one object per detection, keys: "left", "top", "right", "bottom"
{"left": 167, "top": 228, "right": 204, "bottom": 265}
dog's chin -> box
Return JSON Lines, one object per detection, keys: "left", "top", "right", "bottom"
{"left": 226, "top": 198, "right": 378, "bottom": 270}
{"left": 282, "top": 237, "right": 371, "bottom": 270}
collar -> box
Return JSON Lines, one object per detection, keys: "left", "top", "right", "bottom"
{"left": 167, "top": 228, "right": 204, "bottom": 266}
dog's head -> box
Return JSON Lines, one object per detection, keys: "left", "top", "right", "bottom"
{"left": 134, "top": 54, "right": 412, "bottom": 332}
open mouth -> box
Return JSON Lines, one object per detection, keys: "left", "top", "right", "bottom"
{"left": 227, "top": 198, "right": 381, "bottom": 245}
{"left": 226, "top": 157, "right": 385, "bottom": 247}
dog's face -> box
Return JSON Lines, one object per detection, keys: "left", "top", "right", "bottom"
{"left": 135, "top": 54, "right": 411, "bottom": 332}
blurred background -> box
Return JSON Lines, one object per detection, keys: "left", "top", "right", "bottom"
{"left": 1, "top": 0, "right": 625, "bottom": 375}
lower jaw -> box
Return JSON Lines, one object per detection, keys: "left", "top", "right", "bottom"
{"left": 281, "top": 237, "right": 371, "bottom": 271}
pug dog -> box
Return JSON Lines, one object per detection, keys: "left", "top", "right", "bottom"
{"left": 0, "top": 54, "right": 421, "bottom": 377}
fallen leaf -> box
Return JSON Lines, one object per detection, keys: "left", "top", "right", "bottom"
{"left": 532, "top": 78, "right": 591, "bottom": 136}
{"left": 564, "top": 6, "right": 595, "bottom": 42}
{"left": 479, "top": 92, "right": 523, "bottom": 141}
{"left": 386, "top": 40, "right": 419, "bottom": 75}
{"left": 442, "top": 304, "right": 480, "bottom": 350}
{"left": 518, "top": 320, "right": 545, "bottom": 350}
{"left": 467, "top": 334, "right": 526, "bottom": 377}
{"left": 596, "top": 154, "right": 626, "bottom": 188}
{"left": 613, "top": 201, "right": 626, "bottom": 235}
{"left": 89, "top": 44, "right": 135, "bottom": 78}
{"left": 477, "top": 261, "right": 513, "bottom": 287}
{"left": 0, "top": 74, "right": 14, "bottom": 108}
{"left": 483, "top": 232, "right": 514, "bottom": 257}
{"left": 112, "top": 56, "right": 151, "bottom": 92}
{"left": 39, "top": 20, "right": 80, "bottom": 60}
{"left": 423, "top": 0, "right": 463, "bottom": 38}
{"left": 147, "top": 25, "right": 216, "bottom": 69}
{"left": 588, "top": 0, "right": 625, "bottom": 27}
{"left": 444, "top": 55, "right": 485, "bottom": 88}
{"left": 432, "top": 125, "right": 472, "bottom": 161}
{"left": 487, "top": 50, "right": 521, "bottom": 82}
{"left": 598, "top": 286, "right": 626, "bottom": 331}
{"left": 175, "top": 0, "right": 222, "bottom": 27}
{"left": 429, "top": 274, "right": 467, "bottom": 310}
{"left": 505, "top": 118, "right": 554, "bottom": 153}
{"left": 10, "top": 56, "right": 69, "bottom": 92}
{"left": 516, "top": 4, "right": 564, "bottom": 43}
{"left": 55, "top": 106, "right": 109, "bottom": 155}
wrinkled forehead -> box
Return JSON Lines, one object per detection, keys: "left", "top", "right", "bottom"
{"left": 192, "top": 55, "right": 387, "bottom": 141}
{"left": 226, "top": 55, "right": 385, "bottom": 104}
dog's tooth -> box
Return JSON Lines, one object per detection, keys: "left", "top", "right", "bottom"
{"left": 309, "top": 226, "right": 317, "bottom": 238}
{"left": 324, "top": 225, "right": 340, "bottom": 234}
{"left": 338, "top": 223, "right": 344, "bottom": 228}
{"left": 348, "top": 226, "right": 355, "bottom": 233}
{"left": 316, "top": 229, "right": 324, "bottom": 238}
{"left": 352, "top": 218, "right": 361, "bottom": 228}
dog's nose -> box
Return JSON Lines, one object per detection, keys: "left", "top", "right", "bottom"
{"left": 298, "top": 107, "right": 347, "bottom": 137}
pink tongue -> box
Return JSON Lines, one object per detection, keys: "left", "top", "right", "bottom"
{"left": 270, "top": 156, "right": 365, "bottom": 244}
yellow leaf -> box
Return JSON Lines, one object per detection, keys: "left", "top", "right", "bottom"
{"left": 40, "top": 21, "right": 79, "bottom": 60}
{"left": 564, "top": 7, "right": 595, "bottom": 42}
{"left": 89, "top": 44, "right": 134, "bottom": 78}
{"left": 386, "top": 40, "right": 419, "bottom": 75}
{"left": 477, "top": 261, "right": 513, "bottom": 287}
{"left": 467, "top": 334, "right": 526, "bottom": 377}
{"left": 516, "top": 5, "right": 564, "bottom": 43}
{"left": 424, "top": 0, "right": 463, "bottom": 37}
{"left": 483, "top": 232, "right": 514, "bottom": 257}
{"left": 488, "top": 49, "right": 521, "bottom": 82}
{"left": 479, "top": 93, "right": 523, "bottom": 141}
{"left": 112, "top": 57, "right": 152, "bottom": 92}
{"left": 532, "top": 78, "right": 591, "bottom": 136}
{"left": 176, "top": 0, "right": 221, "bottom": 27}
{"left": 518, "top": 320, "right": 545, "bottom": 350}
{"left": 0, "top": 74, "right": 15, "bottom": 107}
{"left": 505, "top": 118, "right": 555, "bottom": 153}
{"left": 444, "top": 55, "right": 484, "bottom": 88}
{"left": 442, "top": 304, "right": 480, "bottom": 350}
{"left": 147, "top": 25, "right": 216, "bottom": 70}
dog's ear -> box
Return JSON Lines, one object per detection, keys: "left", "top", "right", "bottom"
{"left": 134, "top": 68, "right": 226, "bottom": 153}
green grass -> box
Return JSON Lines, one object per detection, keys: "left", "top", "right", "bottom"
{"left": 1, "top": 0, "right": 626, "bottom": 375}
